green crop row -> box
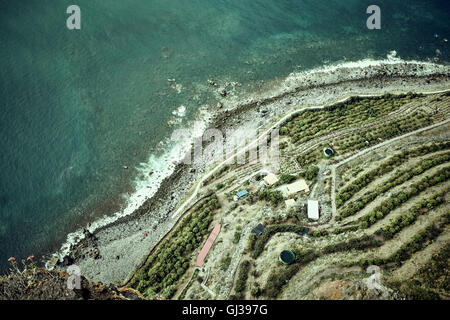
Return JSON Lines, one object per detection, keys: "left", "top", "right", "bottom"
{"left": 376, "top": 190, "right": 447, "bottom": 239}
{"left": 339, "top": 154, "right": 450, "bottom": 218}
{"left": 360, "top": 212, "right": 450, "bottom": 268}
{"left": 281, "top": 93, "right": 423, "bottom": 145}
{"left": 296, "top": 111, "right": 433, "bottom": 167}
{"left": 337, "top": 142, "right": 450, "bottom": 207}
{"left": 357, "top": 167, "right": 450, "bottom": 228}
{"left": 130, "top": 195, "right": 220, "bottom": 298}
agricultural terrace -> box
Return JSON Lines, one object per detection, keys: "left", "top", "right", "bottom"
{"left": 128, "top": 91, "right": 450, "bottom": 300}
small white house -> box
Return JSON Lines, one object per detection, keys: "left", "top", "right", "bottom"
{"left": 285, "top": 199, "right": 296, "bottom": 209}
{"left": 264, "top": 173, "right": 279, "bottom": 186}
{"left": 307, "top": 200, "right": 319, "bottom": 220}
{"left": 286, "top": 179, "right": 309, "bottom": 195}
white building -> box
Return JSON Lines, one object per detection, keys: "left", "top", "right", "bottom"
{"left": 285, "top": 199, "right": 296, "bottom": 209}
{"left": 286, "top": 179, "right": 310, "bottom": 196}
{"left": 307, "top": 200, "right": 319, "bottom": 220}
{"left": 264, "top": 173, "right": 279, "bottom": 186}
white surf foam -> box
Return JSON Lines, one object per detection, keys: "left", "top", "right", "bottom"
{"left": 46, "top": 106, "right": 212, "bottom": 269}
{"left": 224, "top": 51, "right": 449, "bottom": 110}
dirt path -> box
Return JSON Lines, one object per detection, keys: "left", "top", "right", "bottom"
{"left": 339, "top": 163, "right": 450, "bottom": 226}
{"left": 391, "top": 225, "right": 450, "bottom": 281}
{"left": 285, "top": 96, "right": 424, "bottom": 157}
{"left": 338, "top": 149, "right": 450, "bottom": 209}
{"left": 364, "top": 183, "right": 449, "bottom": 236}
{"left": 368, "top": 201, "right": 449, "bottom": 260}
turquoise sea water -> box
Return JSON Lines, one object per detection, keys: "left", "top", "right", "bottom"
{"left": 0, "top": 0, "right": 449, "bottom": 272}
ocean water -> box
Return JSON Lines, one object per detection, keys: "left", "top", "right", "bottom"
{"left": 0, "top": 0, "right": 449, "bottom": 272}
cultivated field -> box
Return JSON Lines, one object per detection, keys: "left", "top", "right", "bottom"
{"left": 129, "top": 91, "right": 450, "bottom": 300}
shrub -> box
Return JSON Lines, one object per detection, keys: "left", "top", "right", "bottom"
{"left": 246, "top": 233, "right": 257, "bottom": 251}
{"left": 304, "top": 165, "right": 319, "bottom": 180}
{"left": 235, "top": 260, "right": 251, "bottom": 293}
{"left": 233, "top": 231, "right": 241, "bottom": 244}
{"left": 129, "top": 195, "right": 220, "bottom": 297}
{"left": 220, "top": 254, "right": 232, "bottom": 271}
{"left": 378, "top": 191, "right": 446, "bottom": 239}
{"left": 252, "top": 225, "right": 309, "bottom": 259}
{"left": 258, "top": 189, "right": 284, "bottom": 206}
{"left": 251, "top": 286, "right": 261, "bottom": 297}
{"left": 264, "top": 264, "right": 300, "bottom": 299}
{"left": 279, "top": 174, "right": 297, "bottom": 185}
{"left": 344, "top": 165, "right": 450, "bottom": 222}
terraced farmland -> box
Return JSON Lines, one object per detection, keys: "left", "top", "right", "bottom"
{"left": 128, "top": 91, "right": 450, "bottom": 300}
{"left": 228, "top": 92, "right": 450, "bottom": 300}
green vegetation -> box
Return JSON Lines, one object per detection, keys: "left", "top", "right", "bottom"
{"left": 321, "top": 235, "right": 381, "bottom": 254}
{"left": 233, "top": 230, "right": 242, "bottom": 244}
{"left": 358, "top": 167, "right": 450, "bottom": 228}
{"left": 297, "top": 110, "right": 433, "bottom": 166}
{"left": 178, "top": 269, "right": 199, "bottom": 300}
{"left": 250, "top": 284, "right": 262, "bottom": 298}
{"left": 281, "top": 94, "right": 423, "bottom": 146}
{"left": 415, "top": 243, "right": 450, "bottom": 293}
{"left": 247, "top": 232, "right": 381, "bottom": 299}
{"left": 234, "top": 260, "right": 251, "bottom": 296}
{"left": 310, "top": 229, "right": 329, "bottom": 237}
{"left": 257, "top": 189, "right": 284, "bottom": 206}
{"left": 140, "top": 92, "right": 448, "bottom": 300}
{"left": 340, "top": 157, "right": 450, "bottom": 219}
{"left": 220, "top": 254, "right": 232, "bottom": 271}
{"left": 377, "top": 190, "right": 447, "bottom": 239}
{"left": 304, "top": 165, "right": 319, "bottom": 180}
{"left": 245, "top": 233, "right": 257, "bottom": 252}
{"left": 252, "top": 225, "right": 309, "bottom": 259}
{"left": 244, "top": 189, "right": 447, "bottom": 299}
{"left": 258, "top": 234, "right": 384, "bottom": 299}
{"left": 387, "top": 223, "right": 446, "bottom": 266}
{"left": 279, "top": 174, "right": 297, "bottom": 185}
{"left": 216, "top": 182, "right": 225, "bottom": 190}
{"left": 360, "top": 212, "right": 450, "bottom": 267}
{"left": 264, "top": 264, "right": 300, "bottom": 299}
{"left": 332, "top": 225, "right": 359, "bottom": 234}
{"left": 293, "top": 248, "right": 320, "bottom": 264}
{"left": 389, "top": 280, "right": 441, "bottom": 300}
{"left": 130, "top": 195, "right": 220, "bottom": 298}
{"left": 336, "top": 143, "right": 450, "bottom": 207}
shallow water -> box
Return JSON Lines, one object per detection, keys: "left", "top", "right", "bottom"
{"left": 0, "top": 0, "right": 449, "bottom": 272}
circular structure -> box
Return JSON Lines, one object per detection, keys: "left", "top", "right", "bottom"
{"left": 323, "top": 147, "right": 335, "bottom": 157}
{"left": 279, "top": 250, "right": 295, "bottom": 265}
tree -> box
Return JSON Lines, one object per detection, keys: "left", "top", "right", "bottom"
{"left": 304, "top": 165, "right": 319, "bottom": 180}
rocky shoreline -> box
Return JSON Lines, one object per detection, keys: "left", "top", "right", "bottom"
{"left": 54, "top": 59, "right": 450, "bottom": 285}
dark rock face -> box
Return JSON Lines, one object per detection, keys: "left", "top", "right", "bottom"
{"left": 0, "top": 268, "right": 145, "bottom": 300}
{"left": 61, "top": 255, "right": 74, "bottom": 267}
{"left": 57, "top": 228, "right": 101, "bottom": 268}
